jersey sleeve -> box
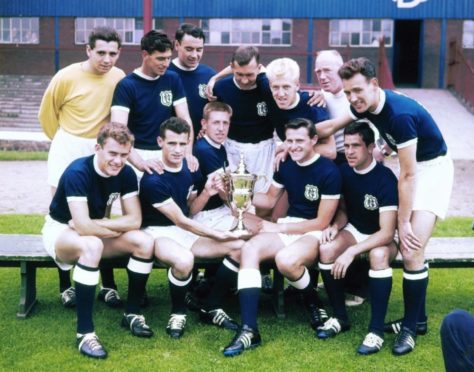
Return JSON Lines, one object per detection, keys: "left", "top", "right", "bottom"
{"left": 63, "top": 168, "right": 90, "bottom": 203}
{"left": 320, "top": 165, "right": 342, "bottom": 199}
{"left": 111, "top": 78, "right": 133, "bottom": 113}
{"left": 120, "top": 166, "right": 139, "bottom": 199}
{"left": 38, "top": 72, "right": 66, "bottom": 139}
{"left": 140, "top": 174, "right": 173, "bottom": 208}
{"left": 388, "top": 114, "right": 418, "bottom": 150}
{"left": 311, "top": 106, "right": 330, "bottom": 124}
{"left": 171, "top": 73, "right": 187, "bottom": 106}
{"left": 272, "top": 166, "right": 285, "bottom": 188}
{"left": 377, "top": 169, "right": 399, "bottom": 212}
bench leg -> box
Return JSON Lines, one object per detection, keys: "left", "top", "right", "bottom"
{"left": 17, "top": 261, "right": 38, "bottom": 319}
{"left": 272, "top": 269, "right": 285, "bottom": 319}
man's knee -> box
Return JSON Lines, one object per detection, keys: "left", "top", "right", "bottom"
{"left": 275, "top": 249, "right": 298, "bottom": 276}
{"left": 319, "top": 242, "right": 336, "bottom": 263}
{"left": 369, "top": 246, "right": 391, "bottom": 269}
{"left": 172, "top": 250, "right": 194, "bottom": 278}
{"left": 77, "top": 236, "right": 104, "bottom": 264}
{"left": 125, "top": 230, "right": 154, "bottom": 258}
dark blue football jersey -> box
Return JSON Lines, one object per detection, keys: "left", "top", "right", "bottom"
{"left": 112, "top": 69, "right": 186, "bottom": 150}
{"left": 139, "top": 160, "right": 202, "bottom": 227}
{"left": 340, "top": 161, "right": 398, "bottom": 235}
{"left": 350, "top": 89, "right": 447, "bottom": 161}
{"left": 50, "top": 155, "right": 138, "bottom": 224}
{"left": 214, "top": 75, "right": 273, "bottom": 143}
{"left": 168, "top": 62, "right": 215, "bottom": 137}
{"left": 273, "top": 154, "right": 341, "bottom": 219}
{"left": 193, "top": 136, "right": 228, "bottom": 211}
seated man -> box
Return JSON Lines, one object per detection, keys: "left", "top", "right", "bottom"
{"left": 190, "top": 101, "right": 243, "bottom": 325}
{"left": 139, "top": 117, "right": 245, "bottom": 338}
{"left": 317, "top": 121, "right": 398, "bottom": 355}
{"left": 223, "top": 118, "right": 341, "bottom": 357}
{"left": 41, "top": 123, "right": 155, "bottom": 359}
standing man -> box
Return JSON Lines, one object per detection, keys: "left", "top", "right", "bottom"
{"left": 317, "top": 121, "right": 398, "bottom": 356}
{"left": 317, "top": 57, "right": 454, "bottom": 355}
{"left": 41, "top": 123, "right": 155, "bottom": 359}
{"left": 262, "top": 57, "right": 335, "bottom": 159}
{"left": 208, "top": 46, "right": 274, "bottom": 193}
{"left": 140, "top": 117, "right": 244, "bottom": 338}
{"left": 168, "top": 24, "right": 216, "bottom": 138}
{"left": 111, "top": 30, "right": 196, "bottom": 177}
{"left": 223, "top": 118, "right": 340, "bottom": 357}
{"left": 38, "top": 26, "right": 125, "bottom": 309}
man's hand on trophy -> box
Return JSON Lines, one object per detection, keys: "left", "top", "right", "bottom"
{"left": 204, "top": 173, "right": 223, "bottom": 197}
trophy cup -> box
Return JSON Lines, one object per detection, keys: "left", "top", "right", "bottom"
{"left": 223, "top": 153, "right": 265, "bottom": 238}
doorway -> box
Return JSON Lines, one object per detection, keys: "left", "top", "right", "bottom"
{"left": 393, "top": 20, "right": 422, "bottom": 86}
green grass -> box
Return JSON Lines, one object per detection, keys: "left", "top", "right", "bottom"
{"left": 1, "top": 214, "right": 473, "bottom": 237}
{"left": 0, "top": 214, "right": 472, "bottom": 370}
{"left": 0, "top": 150, "right": 48, "bottom": 161}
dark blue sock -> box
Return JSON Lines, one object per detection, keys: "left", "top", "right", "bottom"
{"left": 239, "top": 288, "right": 260, "bottom": 330}
{"left": 319, "top": 263, "right": 348, "bottom": 322}
{"left": 168, "top": 270, "right": 192, "bottom": 314}
{"left": 205, "top": 258, "right": 238, "bottom": 311}
{"left": 74, "top": 263, "right": 99, "bottom": 334}
{"left": 402, "top": 267, "right": 428, "bottom": 333}
{"left": 368, "top": 269, "right": 392, "bottom": 336}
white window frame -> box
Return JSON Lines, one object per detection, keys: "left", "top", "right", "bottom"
{"left": 75, "top": 18, "right": 144, "bottom": 45}
{"left": 201, "top": 18, "right": 292, "bottom": 46}
{"left": 0, "top": 17, "right": 39, "bottom": 44}
{"left": 462, "top": 20, "right": 474, "bottom": 49}
{"left": 329, "top": 19, "right": 393, "bottom": 48}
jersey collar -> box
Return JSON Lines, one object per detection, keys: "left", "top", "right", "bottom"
{"left": 370, "top": 88, "right": 386, "bottom": 115}
{"left": 297, "top": 153, "right": 320, "bottom": 167}
{"left": 163, "top": 162, "right": 183, "bottom": 173}
{"left": 233, "top": 77, "right": 256, "bottom": 90}
{"left": 204, "top": 135, "right": 222, "bottom": 149}
{"left": 283, "top": 93, "right": 301, "bottom": 110}
{"left": 353, "top": 158, "right": 377, "bottom": 175}
{"left": 134, "top": 68, "right": 161, "bottom": 81}
{"left": 93, "top": 155, "right": 111, "bottom": 178}
{"left": 172, "top": 58, "right": 198, "bottom": 71}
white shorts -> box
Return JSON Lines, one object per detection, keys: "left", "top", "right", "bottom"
{"left": 47, "top": 128, "right": 96, "bottom": 187}
{"left": 413, "top": 154, "right": 453, "bottom": 219}
{"left": 343, "top": 223, "right": 370, "bottom": 244}
{"left": 192, "top": 205, "right": 236, "bottom": 230}
{"left": 131, "top": 148, "right": 163, "bottom": 180}
{"left": 276, "top": 216, "right": 322, "bottom": 246}
{"left": 41, "top": 215, "right": 74, "bottom": 271}
{"left": 224, "top": 138, "right": 275, "bottom": 193}
{"left": 143, "top": 225, "right": 199, "bottom": 250}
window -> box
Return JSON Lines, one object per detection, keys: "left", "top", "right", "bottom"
{"left": 201, "top": 19, "right": 292, "bottom": 46}
{"left": 329, "top": 19, "right": 393, "bottom": 47}
{"left": 0, "top": 17, "right": 39, "bottom": 44}
{"left": 463, "top": 20, "right": 474, "bottom": 48}
{"left": 75, "top": 18, "right": 144, "bottom": 45}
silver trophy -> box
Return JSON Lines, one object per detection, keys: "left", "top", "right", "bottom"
{"left": 223, "top": 153, "right": 265, "bottom": 238}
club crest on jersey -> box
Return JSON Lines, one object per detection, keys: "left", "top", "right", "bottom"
{"left": 106, "top": 192, "right": 120, "bottom": 207}
{"left": 160, "top": 91, "right": 173, "bottom": 107}
{"left": 198, "top": 84, "right": 207, "bottom": 99}
{"left": 364, "top": 194, "right": 379, "bottom": 210}
{"left": 256, "top": 102, "right": 267, "bottom": 116}
{"left": 187, "top": 185, "right": 194, "bottom": 199}
{"left": 385, "top": 133, "right": 397, "bottom": 147}
{"left": 304, "top": 185, "right": 319, "bottom": 201}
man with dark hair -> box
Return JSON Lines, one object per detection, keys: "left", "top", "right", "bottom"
{"left": 39, "top": 26, "right": 125, "bottom": 309}
{"left": 207, "top": 46, "right": 275, "bottom": 194}
{"left": 317, "top": 120, "right": 398, "bottom": 355}
{"left": 317, "top": 57, "right": 454, "bottom": 355}
{"left": 111, "top": 30, "right": 196, "bottom": 177}
{"left": 223, "top": 118, "right": 340, "bottom": 357}
{"left": 168, "top": 23, "right": 216, "bottom": 137}
{"left": 140, "top": 117, "right": 244, "bottom": 339}
{"left": 41, "top": 123, "right": 155, "bottom": 359}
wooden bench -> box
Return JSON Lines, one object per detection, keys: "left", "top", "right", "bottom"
{"left": 0, "top": 234, "right": 286, "bottom": 319}
{"left": 1, "top": 234, "right": 473, "bottom": 319}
